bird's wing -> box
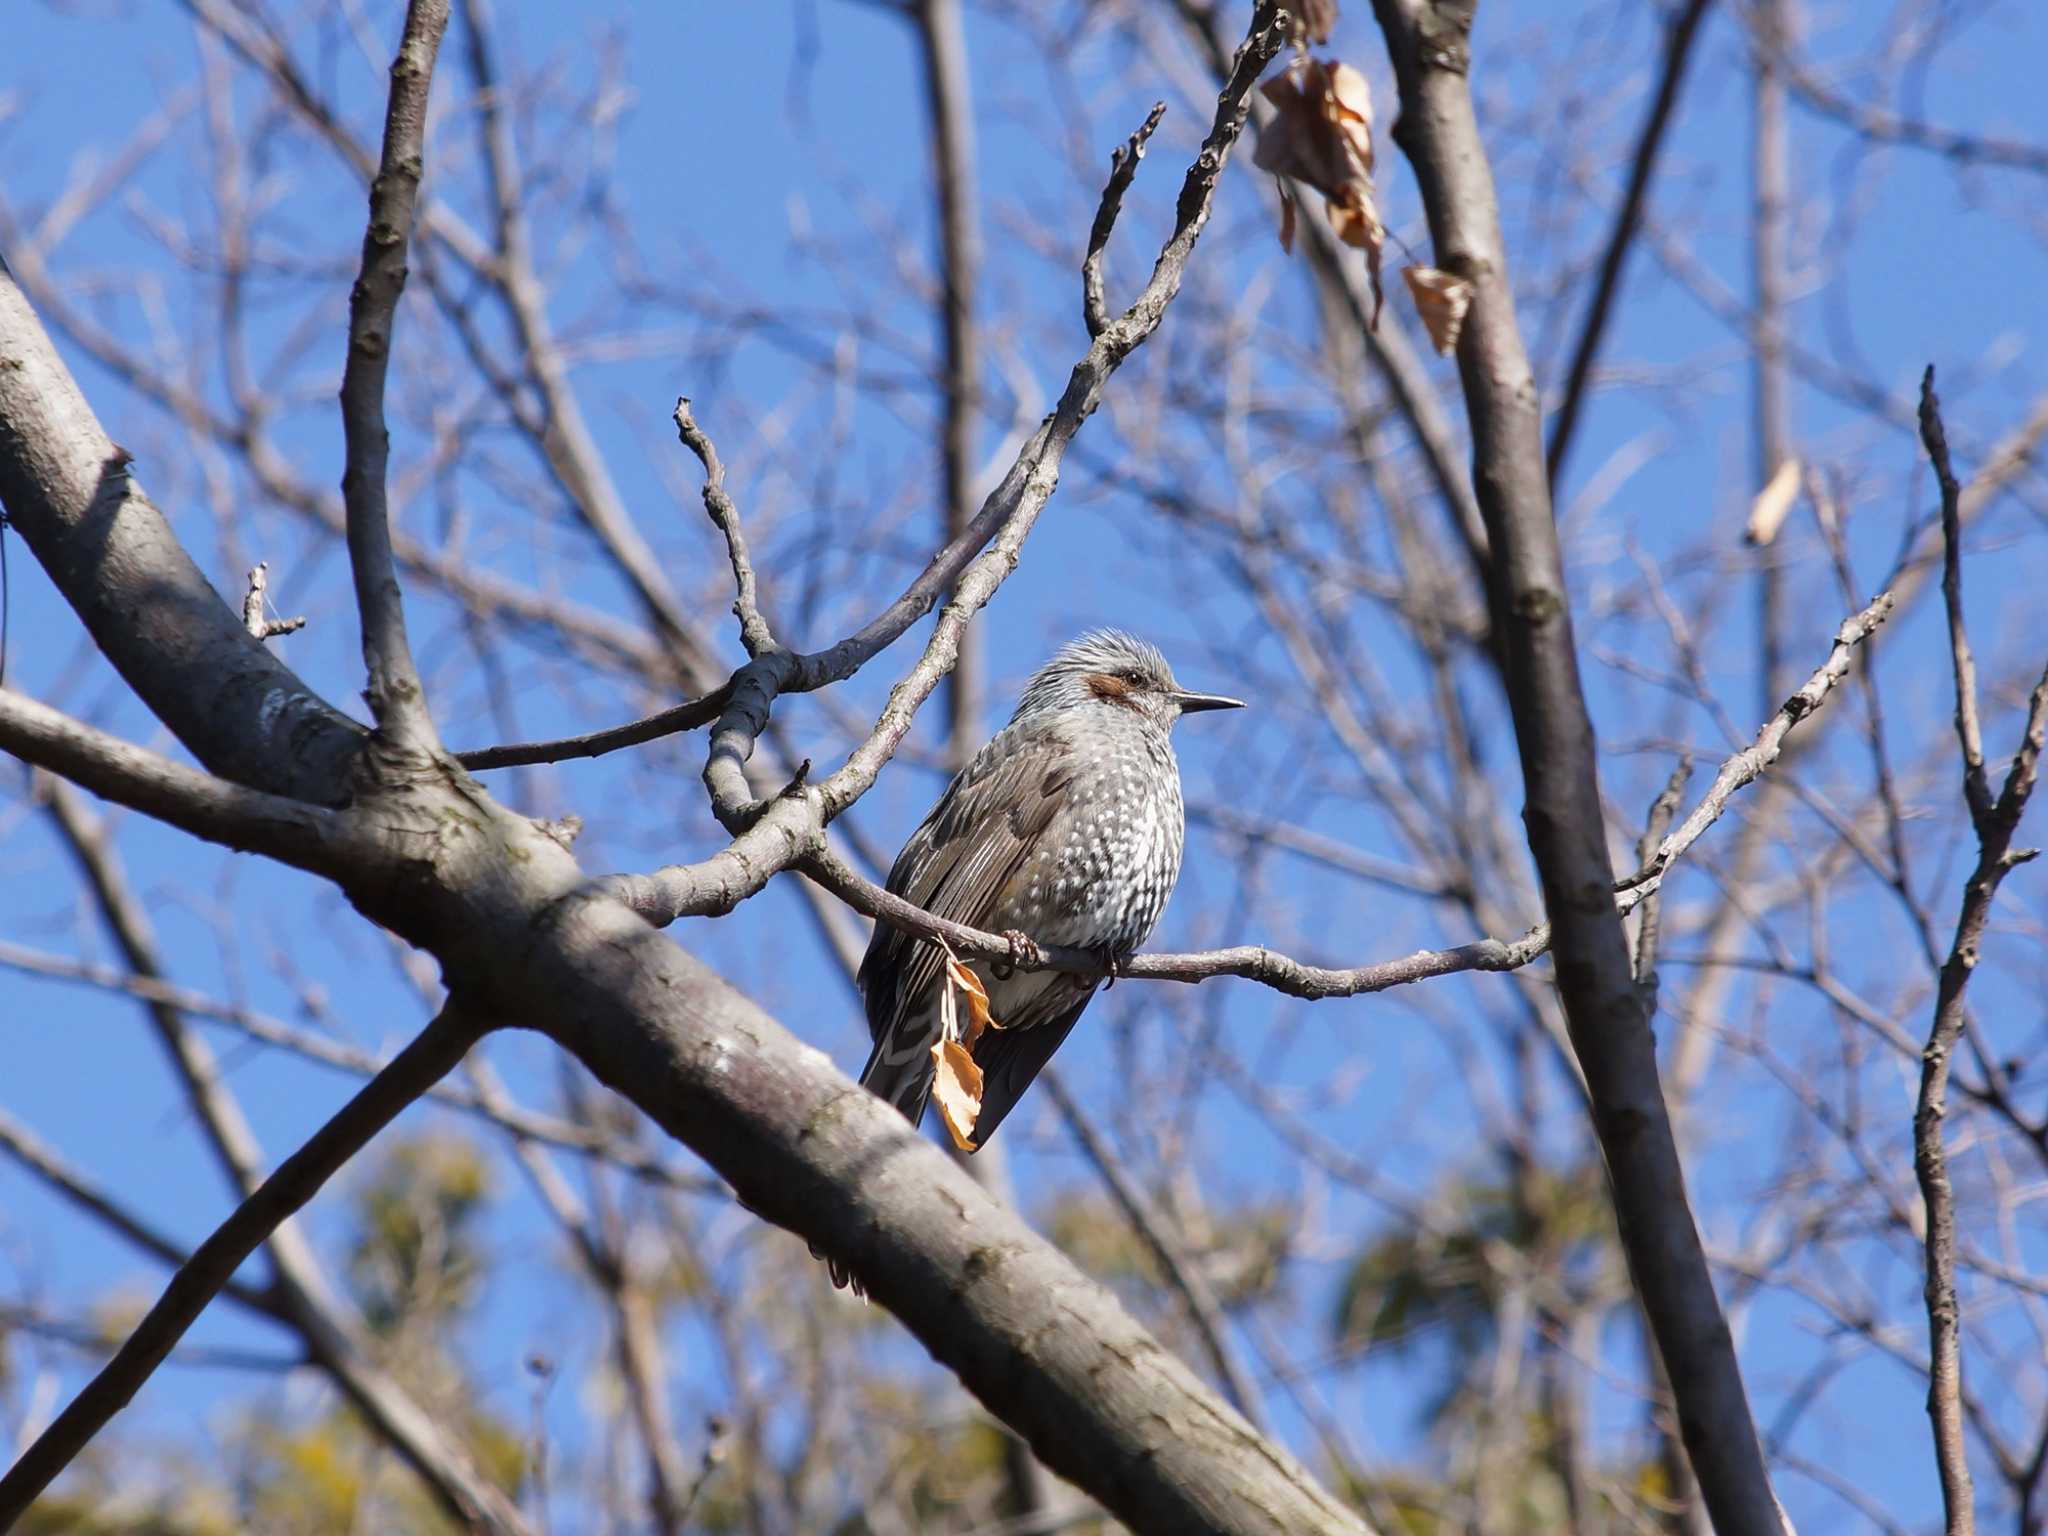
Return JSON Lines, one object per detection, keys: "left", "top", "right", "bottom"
{"left": 966, "top": 987, "right": 1095, "bottom": 1147}
{"left": 858, "top": 724, "right": 1074, "bottom": 1050}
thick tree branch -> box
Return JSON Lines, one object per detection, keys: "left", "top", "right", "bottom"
{"left": 0, "top": 1006, "right": 489, "bottom": 1525}
{"left": 471, "top": 881, "right": 1371, "bottom": 1536}
{"left": 340, "top": 0, "right": 449, "bottom": 749}
{"left": 0, "top": 256, "right": 363, "bottom": 804}
{"left": 0, "top": 689, "right": 354, "bottom": 875}
{"left": 1367, "top": 2, "right": 1785, "bottom": 1529}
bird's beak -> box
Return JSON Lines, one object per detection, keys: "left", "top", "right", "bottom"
{"left": 1170, "top": 689, "right": 1246, "bottom": 714}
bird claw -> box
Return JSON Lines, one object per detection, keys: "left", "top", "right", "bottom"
{"left": 1094, "top": 944, "right": 1125, "bottom": 988}
{"left": 992, "top": 929, "right": 1044, "bottom": 980}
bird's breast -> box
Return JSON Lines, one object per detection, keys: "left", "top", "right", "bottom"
{"left": 1001, "top": 731, "right": 1185, "bottom": 952}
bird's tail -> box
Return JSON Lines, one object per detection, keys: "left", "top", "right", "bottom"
{"left": 817, "top": 1023, "right": 937, "bottom": 1293}
{"left": 857, "top": 1027, "right": 937, "bottom": 1130}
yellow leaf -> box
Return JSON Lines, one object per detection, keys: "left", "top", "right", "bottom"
{"left": 930, "top": 1037, "right": 985, "bottom": 1152}
{"left": 1403, "top": 265, "right": 1473, "bottom": 356}
{"left": 1746, "top": 456, "right": 1803, "bottom": 547}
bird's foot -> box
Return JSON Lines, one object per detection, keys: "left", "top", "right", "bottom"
{"left": 1093, "top": 944, "right": 1127, "bottom": 988}
{"left": 992, "top": 929, "right": 1044, "bottom": 980}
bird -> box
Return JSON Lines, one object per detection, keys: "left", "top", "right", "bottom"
{"left": 853, "top": 628, "right": 1243, "bottom": 1154}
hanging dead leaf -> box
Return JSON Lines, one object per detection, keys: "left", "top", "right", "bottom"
{"left": 1252, "top": 57, "right": 1384, "bottom": 325}
{"left": 1403, "top": 266, "right": 1473, "bottom": 356}
{"left": 928, "top": 939, "right": 1002, "bottom": 1151}
{"left": 942, "top": 946, "right": 996, "bottom": 1046}
{"left": 1745, "top": 456, "right": 1803, "bottom": 547}
{"left": 930, "top": 1037, "right": 986, "bottom": 1153}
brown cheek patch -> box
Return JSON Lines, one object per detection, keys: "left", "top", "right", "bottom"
{"left": 1083, "top": 672, "right": 1143, "bottom": 708}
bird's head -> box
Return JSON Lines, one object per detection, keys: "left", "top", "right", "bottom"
{"left": 1012, "top": 629, "right": 1245, "bottom": 732}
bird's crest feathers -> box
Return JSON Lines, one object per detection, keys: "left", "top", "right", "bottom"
{"left": 1012, "top": 629, "right": 1177, "bottom": 724}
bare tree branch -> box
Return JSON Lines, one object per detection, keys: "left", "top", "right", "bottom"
{"left": 604, "top": 14, "right": 1288, "bottom": 928}
{"left": 1041, "top": 1070, "right": 1265, "bottom": 1424}
{"left": 802, "top": 590, "right": 1888, "bottom": 1002}
{"left": 339, "top": 0, "right": 449, "bottom": 750}
{"left": 0, "top": 256, "right": 363, "bottom": 805}
{"left": 1367, "top": 1, "right": 1786, "bottom": 1528}
{"left": 0, "top": 1005, "right": 490, "bottom": 1526}
{"left": 450, "top": 689, "right": 730, "bottom": 772}
{"left": 1914, "top": 375, "right": 2048, "bottom": 1536}
{"left": 1923, "top": 368, "right": 1993, "bottom": 829}
{"left": 1546, "top": 0, "right": 1716, "bottom": 488}
{"left": 1084, "top": 103, "right": 1170, "bottom": 337}
{"left": 675, "top": 398, "right": 774, "bottom": 660}
{"left": 0, "top": 689, "right": 353, "bottom": 873}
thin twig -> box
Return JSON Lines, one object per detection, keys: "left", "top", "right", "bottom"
{"left": 675, "top": 398, "right": 774, "bottom": 659}
{"left": 0, "top": 1006, "right": 489, "bottom": 1525}
{"left": 452, "top": 686, "right": 732, "bottom": 771}
{"left": 1913, "top": 376, "right": 2048, "bottom": 1536}
{"left": 241, "top": 561, "right": 307, "bottom": 640}
{"left": 603, "top": 12, "right": 1288, "bottom": 929}
{"left": 1631, "top": 591, "right": 1894, "bottom": 890}
{"left": 1546, "top": 0, "right": 1715, "bottom": 488}
{"left": 1040, "top": 1071, "right": 1265, "bottom": 1424}
{"left": 1633, "top": 754, "right": 1694, "bottom": 994}
{"left": 1922, "top": 366, "right": 1992, "bottom": 828}
{"left": 1083, "top": 102, "right": 1168, "bottom": 338}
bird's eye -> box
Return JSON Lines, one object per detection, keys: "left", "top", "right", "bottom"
{"left": 1119, "top": 669, "right": 1145, "bottom": 684}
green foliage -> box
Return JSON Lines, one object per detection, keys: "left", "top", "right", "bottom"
{"left": 22, "top": 1444, "right": 237, "bottom": 1536}
{"left": 344, "top": 1135, "right": 495, "bottom": 1336}
{"left": 1332, "top": 1161, "right": 1610, "bottom": 1372}
{"left": 1043, "top": 1188, "right": 1294, "bottom": 1308}
{"left": 233, "top": 1401, "right": 522, "bottom": 1536}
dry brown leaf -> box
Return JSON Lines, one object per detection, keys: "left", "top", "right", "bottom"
{"left": 929, "top": 939, "right": 1001, "bottom": 1150}
{"left": 930, "top": 1037, "right": 986, "bottom": 1153}
{"left": 943, "top": 948, "right": 995, "bottom": 1046}
{"left": 1252, "top": 57, "right": 1383, "bottom": 325}
{"left": 1403, "top": 265, "right": 1473, "bottom": 356}
{"left": 1746, "top": 456, "right": 1804, "bottom": 547}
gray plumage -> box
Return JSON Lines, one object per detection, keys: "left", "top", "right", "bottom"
{"left": 855, "top": 629, "right": 1243, "bottom": 1149}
